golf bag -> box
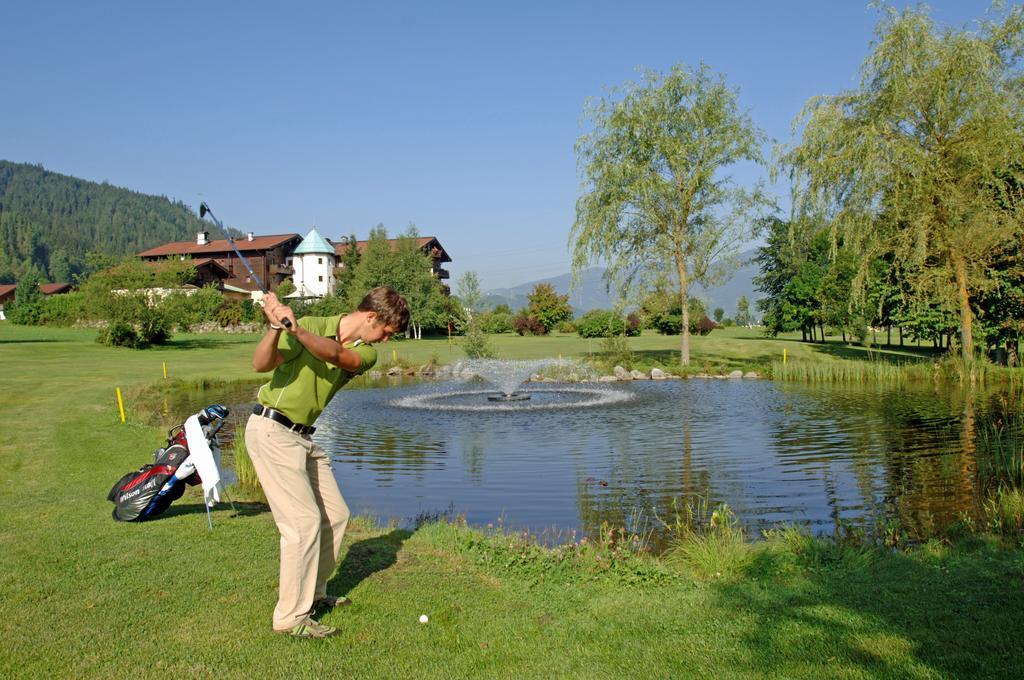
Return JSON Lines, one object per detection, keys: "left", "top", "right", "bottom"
{"left": 107, "top": 404, "right": 229, "bottom": 522}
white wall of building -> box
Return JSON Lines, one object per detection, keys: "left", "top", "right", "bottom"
{"left": 292, "top": 252, "right": 335, "bottom": 297}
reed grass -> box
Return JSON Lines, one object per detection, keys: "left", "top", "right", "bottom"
{"left": 769, "top": 358, "right": 938, "bottom": 383}
{"left": 656, "top": 497, "right": 753, "bottom": 579}
{"left": 981, "top": 487, "right": 1024, "bottom": 536}
{"left": 978, "top": 409, "right": 1024, "bottom": 489}
{"left": 230, "top": 433, "right": 265, "bottom": 501}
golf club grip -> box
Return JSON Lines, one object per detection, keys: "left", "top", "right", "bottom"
{"left": 282, "top": 318, "right": 293, "bottom": 329}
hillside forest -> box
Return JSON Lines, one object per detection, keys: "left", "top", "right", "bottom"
{"left": 0, "top": 160, "right": 207, "bottom": 284}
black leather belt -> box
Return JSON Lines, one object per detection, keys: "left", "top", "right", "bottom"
{"left": 252, "top": 405, "right": 316, "bottom": 435}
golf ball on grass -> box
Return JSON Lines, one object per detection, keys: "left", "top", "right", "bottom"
{"left": 419, "top": 614, "right": 429, "bottom": 624}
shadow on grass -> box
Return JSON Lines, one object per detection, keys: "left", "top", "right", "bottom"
{"left": 161, "top": 336, "right": 256, "bottom": 351}
{"left": 598, "top": 348, "right": 780, "bottom": 370}
{"left": 707, "top": 541, "right": 1024, "bottom": 677}
{"left": 806, "top": 341, "right": 939, "bottom": 364}
{"left": 0, "top": 338, "right": 64, "bottom": 344}
{"left": 327, "top": 528, "right": 414, "bottom": 598}
{"left": 158, "top": 500, "right": 269, "bottom": 521}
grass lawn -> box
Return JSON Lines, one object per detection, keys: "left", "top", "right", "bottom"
{"left": 365, "top": 325, "right": 943, "bottom": 374}
{"left": 2, "top": 322, "right": 1021, "bottom": 678}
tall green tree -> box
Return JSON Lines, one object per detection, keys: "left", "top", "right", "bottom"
{"left": 392, "top": 226, "right": 448, "bottom": 339}
{"left": 571, "top": 63, "right": 771, "bottom": 365}
{"left": 334, "top": 233, "right": 361, "bottom": 301}
{"left": 734, "top": 296, "right": 752, "bottom": 327}
{"left": 346, "top": 224, "right": 447, "bottom": 339}
{"left": 526, "top": 283, "right": 573, "bottom": 333}
{"left": 455, "top": 270, "right": 495, "bottom": 358}
{"left": 455, "top": 270, "right": 483, "bottom": 315}
{"left": 780, "top": 5, "right": 1024, "bottom": 360}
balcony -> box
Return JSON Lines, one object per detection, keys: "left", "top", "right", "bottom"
{"left": 435, "top": 267, "right": 450, "bottom": 280}
{"left": 270, "top": 264, "right": 294, "bottom": 275}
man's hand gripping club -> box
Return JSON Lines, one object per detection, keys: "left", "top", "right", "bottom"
{"left": 252, "top": 293, "right": 366, "bottom": 374}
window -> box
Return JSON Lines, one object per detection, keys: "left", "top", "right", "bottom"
{"left": 318, "top": 275, "right": 323, "bottom": 282}
{"left": 318, "top": 257, "right": 323, "bottom": 264}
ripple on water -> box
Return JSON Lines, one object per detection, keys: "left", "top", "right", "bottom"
{"left": 314, "top": 379, "right": 1013, "bottom": 539}
{"left": 389, "top": 386, "right": 636, "bottom": 412}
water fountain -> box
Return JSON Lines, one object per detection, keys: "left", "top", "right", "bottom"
{"left": 389, "top": 358, "right": 635, "bottom": 411}
{"left": 464, "top": 358, "right": 562, "bottom": 401}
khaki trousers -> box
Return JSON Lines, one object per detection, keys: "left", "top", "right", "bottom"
{"left": 244, "top": 414, "right": 350, "bottom": 630}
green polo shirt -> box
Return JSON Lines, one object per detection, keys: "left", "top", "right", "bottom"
{"left": 256, "top": 314, "right": 378, "bottom": 426}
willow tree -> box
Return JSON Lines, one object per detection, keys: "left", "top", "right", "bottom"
{"left": 571, "top": 63, "right": 769, "bottom": 365}
{"left": 781, "top": 6, "right": 1024, "bottom": 360}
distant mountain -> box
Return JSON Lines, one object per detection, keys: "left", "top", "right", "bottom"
{"left": 482, "top": 267, "right": 614, "bottom": 313}
{"left": 691, "top": 249, "right": 764, "bottom": 320}
{"left": 0, "top": 160, "right": 208, "bottom": 283}
{"left": 483, "top": 251, "right": 763, "bottom": 318}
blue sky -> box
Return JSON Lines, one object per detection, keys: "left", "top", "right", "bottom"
{"left": 1, "top": 1, "right": 997, "bottom": 289}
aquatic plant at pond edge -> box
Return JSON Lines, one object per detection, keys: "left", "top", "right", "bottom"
{"left": 769, "top": 359, "right": 937, "bottom": 383}
{"left": 656, "top": 498, "right": 753, "bottom": 580}
{"left": 231, "top": 435, "right": 264, "bottom": 501}
{"left": 978, "top": 409, "right": 1024, "bottom": 490}
{"left": 981, "top": 488, "right": 1024, "bottom": 537}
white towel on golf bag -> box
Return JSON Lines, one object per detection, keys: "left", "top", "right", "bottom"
{"left": 183, "top": 415, "right": 222, "bottom": 507}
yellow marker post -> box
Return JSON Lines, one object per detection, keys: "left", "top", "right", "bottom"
{"left": 116, "top": 387, "right": 126, "bottom": 423}
{"left": 162, "top": 361, "right": 167, "bottom": 380}
{"left": 392, "top": 349, "right": 397, "bottom": 365}
{"left": 783, "top": 348, "right": 787, "bottom": 364}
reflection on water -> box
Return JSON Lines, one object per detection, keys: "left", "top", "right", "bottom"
{"left": 314, "top": 379, "right": 1019, "bottom": 540}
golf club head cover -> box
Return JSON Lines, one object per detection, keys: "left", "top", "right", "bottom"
{"left": 197, "top": 404, "right": 229, "bottom": 425}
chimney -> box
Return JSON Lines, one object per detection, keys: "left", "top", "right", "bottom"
{"left": 247, "top": 232, "right": 255, "bottom": 241}
{"left": 197, "top": 231, "right": 209, "bottom": 245}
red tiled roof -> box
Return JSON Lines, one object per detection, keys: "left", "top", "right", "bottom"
{"left": 0, "top": 283, "right": 71, "bottom": 299}
{"left": 142, "top": 258, "right": 231, "bottom": 276}
{"left": 335, "top": 236, "right": 451, "bottom": 263}
{"left": 138, "top": 234, "right": 301, "bottom": 258}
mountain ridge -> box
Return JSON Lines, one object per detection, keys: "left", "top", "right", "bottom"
{"left": 0, "top": 160, "right": 208, "bottom": 283}
{"left": 483, "top": 252, "right": 763, "bottom": 317}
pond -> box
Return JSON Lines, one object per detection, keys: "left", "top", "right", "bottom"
{"left": 313, "top": 377, "right": 1021, "bottom": 541}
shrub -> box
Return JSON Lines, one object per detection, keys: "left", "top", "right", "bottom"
{"left": 695, "top": 316, "right": 717, "bottom": 336}
{"left": 5, "top": 271, "right": 46, "bottom": 325}
{"left": 240, "top": 299, "right": 262, "bottom": 323}
{"left": 97, "top": 321, "right": 141, "bottom": 348}
{"left": 276, "top": 278, "right": 296, "bottom": 297}
{"left": 477, "top": 311, "right": 514, "bottom": 334}
{"left": 462, "top": 323, "right": 496, "bottom": 358}
{"left": 526, "top": 283, "right": 573, "bottom": 332}
{"left": 512, "top": 313, "right": 546, "bottom": 336}
{"left": 136, "top": 306, "right": 171, "bottom": 345}
{"left": 653, "top": 312, "right": 717, "bottom": 336}
{"left": 299, "top": 293, "right": 349, "bottom": 318}
{"left": 39, "top": 292, "right": 84, "bottom": 326}
{"left": 652, "top": 312, "right": 682, "bottom": 335}
{"left": 160, "top": 286, "right": 225, "bottom": 331}
{"left": 216, "top": 300, "right": 243, "bottom": 327}
{"left": 577, "top": 309, "right": 639, "bottom": 338}
{"left": 5, "top": 299, "right": 45, "bottom": 325}
{"left": 556, "top": 319, "right": 578, "bottom": 334}
{"left": 599, "top": 334, "right": 634, "bottom": 369}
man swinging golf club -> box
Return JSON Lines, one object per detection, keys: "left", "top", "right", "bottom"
{"left": 246, "top": 286, "right": 409, "bottom": 638}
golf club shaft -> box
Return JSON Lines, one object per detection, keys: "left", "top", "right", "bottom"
{"left": 199, "top": 203, "right": 292, "bottom": 329}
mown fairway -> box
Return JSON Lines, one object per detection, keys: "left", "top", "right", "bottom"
{"left": 2, "top": 323, "right": 1021, "bottom": 679}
